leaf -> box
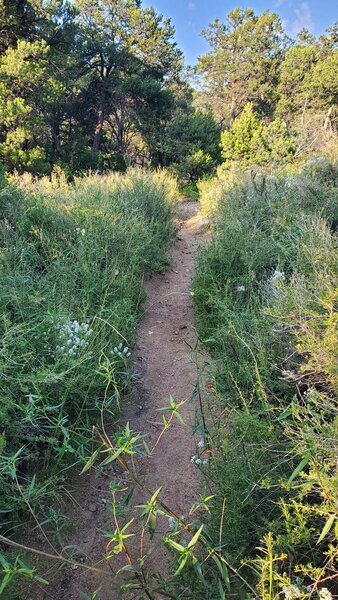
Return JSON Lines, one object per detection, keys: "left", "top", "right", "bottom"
{"left": 35, "top": 576, "right": 49, "bottom": 585}
{"left": 173, "top": 410, "right": 185, "bottom": 425}
{"left": 175, "top": 554, "right": 188, "bottom": 576}
{"left": 278, "top": 408, "right": 292, "bottom": 421}
{"left": 212, "top": 555, "right": 230, "bottom": 590}
{"left": 100, "top": 446, "right": 124, "bottom": 466}
{"left": 0, "top": 554, "right": 9, "bottom": 569}
{"left": 166, "top": 538, "right": 185, "bottom": 553}
{"left": 317, "top": 514, "right": 335, "bottom": 544}
{"left": 80, "top": 447, "right": 101, "bottom": 474}
{"left": 188, "top": 524, "right": 203, "bottom": 549}
{"left": 218, "top": 578, "right": 226, "bottom": 600}
{"left": 149, "top": 513, "right": 157, "bottom": 539}
{"left": 149, "top": 487, "right": 162, "bottom": 506}
{"left": 193, "top": 559, "right": 209, "bottom": 587}
{"left": 0, "top": 573, "right": 12, "bottom": 595}
{"left": 288, "top": 457, "right": 309, "bottom": 485}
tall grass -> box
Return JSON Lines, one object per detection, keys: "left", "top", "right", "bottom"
{"left": 193, "top": 158, "right": 338, "bottom": 598}
{"left": 0, "top": 169, "right": 177, "bottom": 529}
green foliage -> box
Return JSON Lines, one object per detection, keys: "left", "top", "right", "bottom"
{"left": 220, "top": 103, "right": 295, "bottom": 167}
{"left": 175, "top": 150, "right": 215, "bottom": 183}
{"left": 0, "top": 0, "right": 186, "bottom": 174}
{"left": 196, "top": 9, "right": 289, "bottom": 122}
{"left": 0, "top": 169, "right": 177, "bottom": 526}
{"left": 193, "top": 159, "right": 338, "bottom": 596}
{"left": 163, "top": 110, "right": 221, "bottom": 164}
{"left": 162, "top": 110, "right": 221, "bottom": 183}
{"left": 221, "top": 103, "right": 268, "bottom": 165}
{"left": 196, "top": 10, "right": 337, "bottom": 167}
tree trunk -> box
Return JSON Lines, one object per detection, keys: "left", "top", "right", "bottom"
{"left": 230, "top": 91, "right": 237, "bottom": 126}
{"left": 92, "top": 102, "right": 105, "bottom": 154}
{"left": 44, "top": 113, "right": 61, "bottom": 159}
{"left": 323, "top": 105, "right": 334, "bottom": 130}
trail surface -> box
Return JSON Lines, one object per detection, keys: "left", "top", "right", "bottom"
{"left": 28, "top": 199, "right": 209, "bottom": 600}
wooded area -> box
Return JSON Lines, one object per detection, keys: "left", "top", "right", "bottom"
{"left": 1, "top": 2, "right": 337, "bottom": 179}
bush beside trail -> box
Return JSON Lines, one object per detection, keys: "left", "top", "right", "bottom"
{"left": 0, "top": 169, "right": 177, "bottom": 529}
{"left": 193, "top": 158, "right": 338, "bottom": 598}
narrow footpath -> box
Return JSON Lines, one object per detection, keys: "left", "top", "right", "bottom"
{"left": 30, "top": 199, "right": 209, "bottom": 600}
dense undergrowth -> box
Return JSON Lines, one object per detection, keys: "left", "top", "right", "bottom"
{"left": 193, "top": 158, "right": 338, "bottom": 598}
{"left": 0, "top": 169, "right": 177, "bottom": 532}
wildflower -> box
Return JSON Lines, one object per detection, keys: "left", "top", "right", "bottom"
{"left": 75, "top": 227, "right": 86, "bottom": 236}
{"left": 197, "top": 439, "right": 205, "bottom": 448}
{"left": 270, "top": 269, "right": 285, "bottom": 283}
{"left": 54, "top": 319, "right": 93, "bottom": 358}
{"left": 148, "top": 330, "right": 153, "bottom": 335}
{"left": 111, "top": 344, "right": 131, "bottom": 359}
{"left": 281, "top": 585, "right": 302, "bottom": 599}
{"left": 236, "top": 285, "right": 246, "bottom": 292}
{"left": 319, "top": 589, "right": 333, "bottom": 600}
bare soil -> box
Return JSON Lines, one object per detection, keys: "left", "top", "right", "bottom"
{"left": 22, "top": 199, "right": 210, "bottom": 600}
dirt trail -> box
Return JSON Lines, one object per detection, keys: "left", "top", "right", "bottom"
{"left": 29, "top": 199, "right": 209, "bottom": 600}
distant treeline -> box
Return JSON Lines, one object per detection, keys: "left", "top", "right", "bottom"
{"left": 0, "top": 2, "right": 337, "bottom": 178}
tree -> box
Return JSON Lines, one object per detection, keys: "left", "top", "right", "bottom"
{"left": 161, "top": 110, "right": 221, "bottom": 165}
{"left": 75, "top": 0, "right": 183, "bottom": 165}
{"left": 195, "top": 9, "right": 290, "bottom": 125}
{"left": 221, "top": 103, "right": 268, "bottom": 165}
{"left": 0, "top": 0, "right": 186, "bottom": 173}
{"left": 220, "top": 104, "right": 295, "bottom": 167}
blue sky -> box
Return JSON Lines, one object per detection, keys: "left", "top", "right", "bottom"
{"left": 142, "top": 0, "right": 337, "bottom": 65}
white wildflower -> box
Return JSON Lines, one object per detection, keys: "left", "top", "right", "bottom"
{"left": 270, "top": 269, "right": 285, "bottom": 283}
{"left": 236, "top": 285, "right": 246, "bottom": 293}
{"left": 54, "top": 319, "right": 93, "bottom": 358}
{"left": 111, "top": 344, "right": 131, "bottom": 359}
{"left": 75, "top": 227, "right": 86, "bottom": 236}
{"left": 197, "top": 439, "right": 205, "bottom": 448}
{"left": 281, "top": 585, "right": 302, "bottom": 599}
{"left": 319, "top": 589, "right": 333, "bottom": 600}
